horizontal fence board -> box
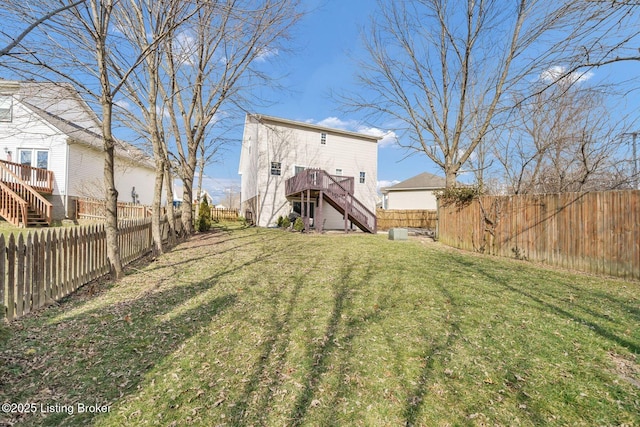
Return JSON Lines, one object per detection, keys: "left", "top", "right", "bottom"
{"left": 438, "top": 190, "right": 640, "bottom": 280}
{"left": 2, "top": 213, "right": 183, "bottom": 321}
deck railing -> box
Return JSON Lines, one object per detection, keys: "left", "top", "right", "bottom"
{"left": 285, "top": 169, "right": 376, "bottom": 233}
{"left": 285, "top": 169, "right": 354, "bottom": 196}
{"left": 0, "top": 160, "right": 54, "bottom": 193}
{"left": 0, "top": 181, "right": 28, "bottom": 226}
{"left": 0, "top": 161, "right": 52, "bottom": 226}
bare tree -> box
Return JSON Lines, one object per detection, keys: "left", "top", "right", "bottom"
{"left": 159, "top": 0, "right": 302, "bottom": 235}
{"left": 348, "top": 0, "right": 640, "bottom": 188}
{"left": 114, "top": 0, "right": 196, "bottom": 255}
{"left": 496, "top": 78, "right": 633, "bottom": 194}
{"left": 0, "top": 0, "right": 86, "bottom": 57}
{"left": 1, "top": 0, "right": 187, "bottom": 277}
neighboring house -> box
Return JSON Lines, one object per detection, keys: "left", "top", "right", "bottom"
{"left": 239, "top": 113, "right": 380, "bottom": 232}
{"left": 381, "top": 172, "right": 447, "bottom": 210}
{"left": 0, "top": 79, "right": 155, "bottom": 225}
{"left": 194, "top": 189, "right": 213, "bottom": 205}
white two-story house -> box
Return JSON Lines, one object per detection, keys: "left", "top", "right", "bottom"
{"left": 239, "top": 114, "right": 380, "bottom": 233}
{"left": 0, "top": 79, "right": 155, "bottom": 226}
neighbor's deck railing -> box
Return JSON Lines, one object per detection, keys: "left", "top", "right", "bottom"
{"left": 0, "top": 159, "right": 54, "bottom": 193}
{"left": 0, "top": 161, "right": 52, "bottom": 226}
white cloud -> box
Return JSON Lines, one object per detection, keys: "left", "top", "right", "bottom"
{"left": 357, "top": 126, "right": 398, "bottom": 148}
{"left": 540, "top": 65, "right": 594, "bottom": 84}
{"left": 316, "top": 116, "right": 351, "bottom": 129}
{"left": 311, "top": 117, "right": 399, "bottom": 148}
{"left": 255, "top": 46, "right": 279, "bottom": 62}
{"left": 173, "top": 32, "right": 197, "bottom": 65}
{"left": 114, "top": 99, "right": 132, "bottom": 110}
{"left": 377, "top": 179, "right": 400, "bottom": 190}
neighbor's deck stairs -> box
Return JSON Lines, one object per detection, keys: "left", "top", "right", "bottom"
{"left": 0, "top": 160, "right": 53, "bottom": 227}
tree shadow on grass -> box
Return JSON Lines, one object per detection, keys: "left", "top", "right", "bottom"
{"left": 287, "top": 260, "right": 375, "bottom": 427}
{"left": 401, "top": 282, "right": 462, "bottom": 427}
{"left": 439, "top": 253, "right": 639, "bottom": 425}
{"left": 0, "top": 232, "right": 283, "bottom": 426}
{"left": 221, "top": 255, "right": 377, "bottom": 427}
{"left": 451, "top": 254, "right": 639, "bottom": 354}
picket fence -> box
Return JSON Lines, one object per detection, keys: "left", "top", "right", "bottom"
{"left": 438, "top": 190, "right": 640, "bottom": 280}
{"left": 1, "top": 215, "right": 183, "bottom": 321}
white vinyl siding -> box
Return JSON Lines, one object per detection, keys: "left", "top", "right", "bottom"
{"left": 68, "top": 144, "right": 155, "bottom": 205}
{"left": 239, "top": 114, "right": 378, "bottom": 228}
{"left": 386, "top": 189, "right": 439, "bottom": 210}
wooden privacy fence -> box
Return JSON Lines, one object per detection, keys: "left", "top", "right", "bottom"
{"left": 1, "top": 214, "right": 183, "bottom": 321}
{"left": 76, "top": 198, "right": 152, "bottom": 220}
{"left": 438, "top": 190, "right": 640, "bottom": 280}
{"left": 376, "top": 209, "right": 438, "bottom": 230}
{"left": 211, "top": 208, "right": 239, "bottom": 221}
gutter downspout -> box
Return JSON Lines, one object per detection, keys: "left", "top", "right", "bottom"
{"left": 64, "top": 139, "right": 70, "bottom": 218}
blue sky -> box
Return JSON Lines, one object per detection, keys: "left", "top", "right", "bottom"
{"left": 204, "top": 0, "right": 436, "bottom": 202}
{"left": 201, "top": 0, "right": 640, "bottom": 204}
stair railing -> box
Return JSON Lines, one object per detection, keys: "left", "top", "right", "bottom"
{"left": 322, "top": 172, "right": 377, "bottom": 233}
{"left": 0, "top": 162, "right": 52, "bottom": 225}
{"left": 0, "top": 181, "right": 28, "bottom": 226}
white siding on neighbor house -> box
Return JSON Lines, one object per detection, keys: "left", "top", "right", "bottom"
{"left": 68, "top": 143, "right": 155, "bottom": 205}
{"left": 0, "top": 100, "right": 69, "bottom": 196}
{"left": 240, "top": 115, "right": 378, "bottom": 228}
{"left": 386, "top": 189, "right": 439, "bottom": 210}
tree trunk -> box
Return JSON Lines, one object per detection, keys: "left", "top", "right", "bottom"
{"left": 102, "top": 107, "right": 123, "bottom": 278}
{"left": 445, "top": 169, "right": 458, "bottom": 188}
{"left": 164, "top": 162, "right": 177, "bottom": 246}
{"left": 181, "top": 172, "right": 194, "bottom": 235}
{"left": 95, "top": 8, "right": 123, "bottom": 279}
{"left": 180, "top": 148, "right": 197, "bottom": 235}
{"left": 151, "top": 156, "right": 164, "bottom": 256}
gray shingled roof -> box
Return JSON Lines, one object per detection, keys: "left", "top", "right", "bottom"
{"left": 382, "top": 172, "right": 446, "bottom": 192}
{"left": 16, "top": 81, "right": 153, "bottom": 168}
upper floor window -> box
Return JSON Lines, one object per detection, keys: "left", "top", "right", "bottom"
{"left": 271, "top": 161, "right": 282, "bottom": 176}
{"left": 320, "top": 132, "right": 326, "bottom": 144}
{"left": 335, "top": 168, "right": 342, "bottom": 176}
{"left": 0, "top": 96, "right": 12, "bottom": 122}
{"left": 359, "top": 172, "right": 366, "bottom": 184}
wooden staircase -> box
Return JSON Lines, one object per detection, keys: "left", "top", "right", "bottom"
{"left": 0, "top": 160, "right": 53, "bottom": 227}
{"left": 285, "top": 169, "right": 377, "bottom": 233}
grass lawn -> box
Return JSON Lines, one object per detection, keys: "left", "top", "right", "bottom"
{"left": 0, "top": 224, "right": 638, "bottom": 426}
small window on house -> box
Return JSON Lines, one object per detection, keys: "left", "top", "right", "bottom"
{"left": 335, "top": 168, "right": 342, "bottom": 176}
{"left": 359, "top": 172, "right": 366, "bottom": 184}
{"left": 271, "top": 161, "right": 282, "bottom": 176}
{"left": 294, "top": 166, "right": 305, "bottom": 175}
{"left": 0, "top": 96, "right": 12, "bottom": 122}
{"left": 320, "top": 132, "right": 326, "bottom": 144}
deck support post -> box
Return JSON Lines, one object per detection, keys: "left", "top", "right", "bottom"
{"left": 306, "top": 189, "right": 311, "bottom": 232}
{"left": 344, "top": 190, "right": 349, "bottom": 233}
{"left": 317, "top": 191, "right": 323, "bottom": 233}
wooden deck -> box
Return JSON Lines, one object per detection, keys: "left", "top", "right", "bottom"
{"left": 285, "top": 169, "right": 376, "bottom": 233}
